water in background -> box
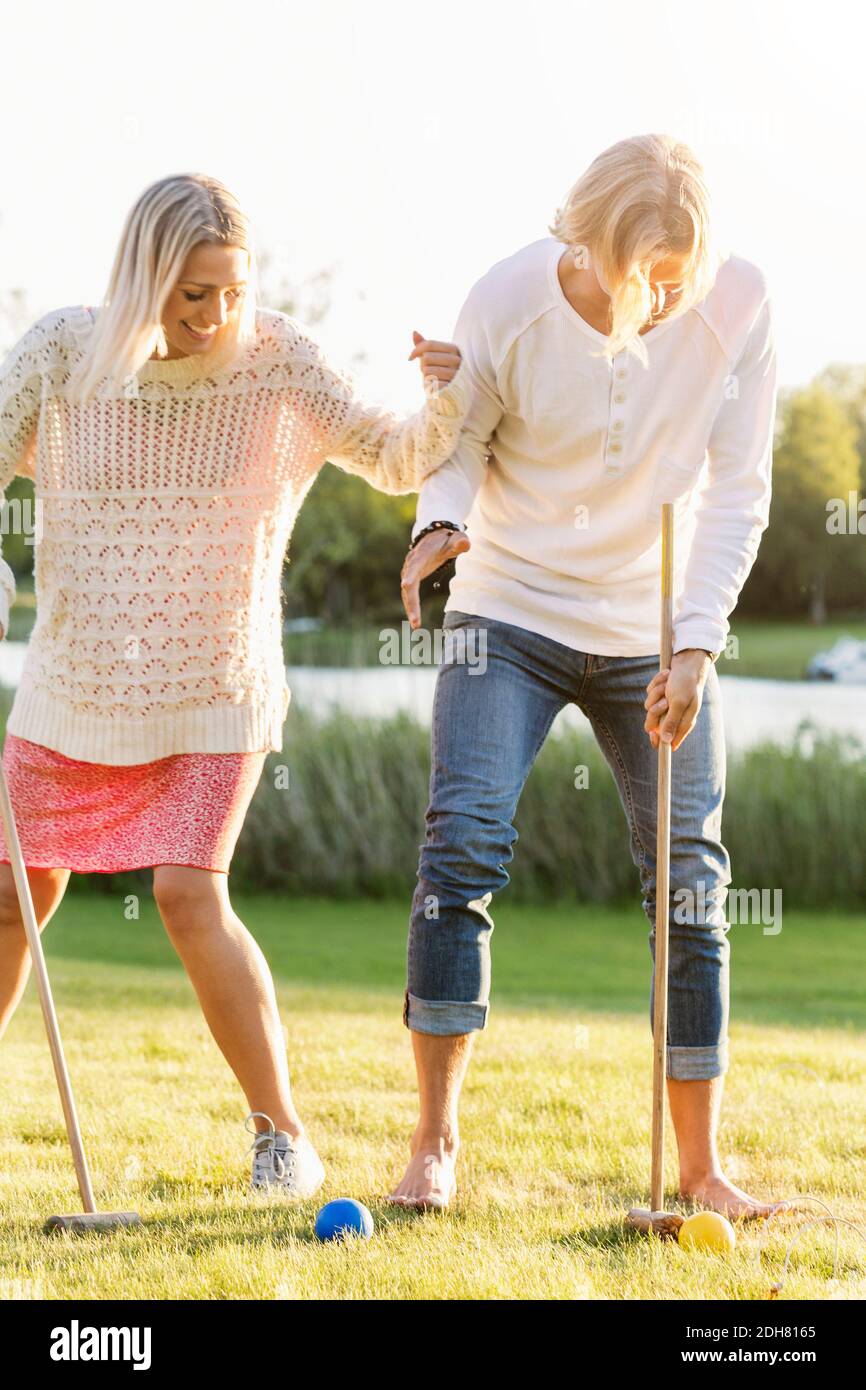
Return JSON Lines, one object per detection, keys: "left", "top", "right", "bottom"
{"left": 287, "top": 666, "right": 865, "bottom": 752}
{"left": 1, "top": 642, "right": 859, "bottom": 753}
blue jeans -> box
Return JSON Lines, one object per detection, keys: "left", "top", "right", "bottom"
{"left": 404, "top": 611, "right": 732, "bottom": 1080}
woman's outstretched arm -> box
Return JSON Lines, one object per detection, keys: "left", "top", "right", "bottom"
{"left": 277, "top": 314, "right": 471, "bottom": 495}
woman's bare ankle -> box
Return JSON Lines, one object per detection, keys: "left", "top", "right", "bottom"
{"left": 250, "top": 1112, "right": 304, "bottom": 1141}
{"left": 411, "top": 1124, "right": 459, "bottom": 1158}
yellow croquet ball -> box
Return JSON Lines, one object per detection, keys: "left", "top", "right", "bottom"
{"left": 677, "top": 1211, "right": 736, "bottom": 1253}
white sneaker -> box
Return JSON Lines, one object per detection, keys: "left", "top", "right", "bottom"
{"left": 245, "top": 1112, "right": 325, "bottom": 1199}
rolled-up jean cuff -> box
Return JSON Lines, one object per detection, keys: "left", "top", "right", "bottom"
{"left": 404, "top": 990, "right": 489, "bottom": 1035}
{"left": 667, "top": 1040, "right": 729, "bottom": 1081}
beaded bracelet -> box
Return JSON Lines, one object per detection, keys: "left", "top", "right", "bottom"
{"left": 408, "top": 519, "right": 465, "bottom": 552}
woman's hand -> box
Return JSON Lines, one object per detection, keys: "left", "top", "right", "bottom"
{"left": 643, "top": 649, "right": 712, "bottom": 751}
{"left": 409, "top": 331, "right": 462, "bottom": 390}
{"left": 401, "top": 528, "right": 471, "bottom": 629}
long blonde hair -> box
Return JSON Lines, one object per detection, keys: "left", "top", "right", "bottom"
{"left": 550, "top": 134, "right": 719, "bottom": 365}
{"left": 71, "top": 173, "right": 258, "bottom": 399}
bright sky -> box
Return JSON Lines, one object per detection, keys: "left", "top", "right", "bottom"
{"left": 1, "top": 0, "right": 864, "bottom": 407}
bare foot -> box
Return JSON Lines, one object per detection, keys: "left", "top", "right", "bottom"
{"left": 680, "top": 1172, "right": 791, "bottom": 1222}
{"left": 388, "top": 1138, "right": 458, "bottom": 1210}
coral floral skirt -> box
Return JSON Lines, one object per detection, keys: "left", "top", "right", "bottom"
{"left": 0, "top": 735, "right": 266, "bottom": 874}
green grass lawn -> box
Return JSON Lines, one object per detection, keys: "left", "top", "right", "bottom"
{"left": 1, "top": 896, "right": 864, "bottom": 1301}
{"left": 723, "top": 616, "right": 866, "bottom": 680}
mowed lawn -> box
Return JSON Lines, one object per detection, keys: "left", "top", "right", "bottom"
{"left": 724, "top": 615, "right": 866, "bottom": 680}
{"left": 0, "top": 895, "right": 864, "bottom": 1301}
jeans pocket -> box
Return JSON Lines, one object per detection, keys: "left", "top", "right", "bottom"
{"left": 440, "top": 614, "right": 490, "bottom": 675}
{"left": 442, "top": 609, "right": 474, "bottom": 630}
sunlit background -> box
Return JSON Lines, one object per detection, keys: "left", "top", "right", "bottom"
{"left": 0, "top": 4, "right": 864, "bottom": 1308}
{"left": 1, "top": 0, "right": 865, "bottom": 403}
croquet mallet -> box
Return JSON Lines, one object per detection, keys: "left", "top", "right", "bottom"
{"left": 0, "top": 755, "right": 140, "bottom": 1235}
{"left": 626, "top": 501, "right": 685, "bottom": 1240}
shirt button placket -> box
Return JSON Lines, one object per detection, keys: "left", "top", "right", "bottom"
{"left": 605, "top": 354, "right": 628, "bottom": 475}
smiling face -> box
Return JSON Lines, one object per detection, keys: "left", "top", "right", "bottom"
{"left": 159, "top": 241, "right": 250, "bottom": 359}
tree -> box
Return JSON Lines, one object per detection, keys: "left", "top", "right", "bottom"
{"left": 284, "top": 466, "right": 415, "bottom": 623}
{"left": 816, "top": 363, "right": 866, "bottom": 494}
{"left": 753, "top": 384, "right": 861, "bottom": 622}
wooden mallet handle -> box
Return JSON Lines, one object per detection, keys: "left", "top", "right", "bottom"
{"left": 650, "top": 502, "right": 674, "bottom": 1214}
{"left": 0, "top": 758, "right": 98, "bottom": 1215}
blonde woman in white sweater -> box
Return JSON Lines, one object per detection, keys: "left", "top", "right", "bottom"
{"left": 0, "top": 173, "right": 467, "bottom": 1198}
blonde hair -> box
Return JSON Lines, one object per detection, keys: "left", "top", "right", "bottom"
{"left": 549, "top": 134, "right": 719, "bottom": 365}
{"left": 71, "top": 173, "right": 258, "bottom": 399}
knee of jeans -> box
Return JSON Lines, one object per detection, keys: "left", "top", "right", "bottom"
{"left": 644, "top": 875, "right": 730, "bottom": 926}
{"left": 420, "top": 812, "right": 515, "bottom": 898}
{"left": 413, "top": 884, "right": 497, "bottom": 935}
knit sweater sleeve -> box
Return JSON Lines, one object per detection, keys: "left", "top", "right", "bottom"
{"left": 274, "top": 315, "right": 472, "bottom": 496}
{"left": 0, "top": 315, "right": 45, "bottom": 639}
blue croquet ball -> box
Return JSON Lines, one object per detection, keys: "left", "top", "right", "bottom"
{"left": 314, "top": 1198, "right": 374, "bottom": 1242}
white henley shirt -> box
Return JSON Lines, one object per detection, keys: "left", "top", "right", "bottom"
{"left": 414, "top": 236, "right": 777, "bottom": 657}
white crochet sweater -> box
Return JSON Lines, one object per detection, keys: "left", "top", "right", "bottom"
{"left": 0, "top": 306, "right": 469, "bottom": 764}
